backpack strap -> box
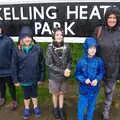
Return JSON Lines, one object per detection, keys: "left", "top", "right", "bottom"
{"left": 96, "top": 26, "right": 103, "bottom": 40}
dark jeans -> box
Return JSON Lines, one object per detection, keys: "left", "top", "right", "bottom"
{"left": 0, "top": 77, "right": 16, "bottom": 101}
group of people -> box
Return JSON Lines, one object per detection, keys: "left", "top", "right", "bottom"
{"left": 0, "top": 6, "right": 120, "bottom": 120}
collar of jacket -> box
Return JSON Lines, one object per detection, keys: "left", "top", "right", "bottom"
{"left": 105, "top": 25, "right": 118, "bottom": 32}
{"left": 22, "top": 44, "right": 33, "bottom": 53}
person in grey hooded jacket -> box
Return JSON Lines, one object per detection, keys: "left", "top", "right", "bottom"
{"left": 46, "top": 27, "right": 72, "bottom": 120}
{"left": 93, "top": 6, "right": 120, "bottom": 120}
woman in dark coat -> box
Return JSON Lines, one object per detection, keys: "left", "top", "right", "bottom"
{"left": 93, "top": 6, "right": 120, "bottom": 120}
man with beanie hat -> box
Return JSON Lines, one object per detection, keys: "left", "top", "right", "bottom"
{"left": 0, "top": 22, "right": 17, "bottom": 110}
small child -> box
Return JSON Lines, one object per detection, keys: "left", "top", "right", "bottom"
{"left": 46, "top": 27, "right": 72, "bottom": 120}
{"left": 75, "top": 37, "right": 105, "bottom": 120}
{"left": 12, "top": 26, "right": 44, "bottom": 119}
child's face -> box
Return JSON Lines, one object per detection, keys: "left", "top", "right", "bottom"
{"left": 22, "top": 36, "right": 32, "bottom": 47}
{"left": 88, "top": 46, "right": 96, "bottom": 57}
{"left": 107, "top": 14, "right": 117, "bottom": 28}
{"left": 54, "top": 30, "right": 63, "bottom": 42}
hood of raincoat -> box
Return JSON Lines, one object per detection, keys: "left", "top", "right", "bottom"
{"left": 105, "top": 6, "right": 120, "bottom": 29}
{"left": 83, "top": 37, "right": 98, "bottom": 56}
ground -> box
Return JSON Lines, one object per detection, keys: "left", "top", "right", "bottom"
{"left": 0, "top": 84, "right": 120, "bottom": 120}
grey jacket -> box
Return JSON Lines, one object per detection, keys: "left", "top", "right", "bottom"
{"left": 46, "top": 43, "right": 72, "bottom": 81}
{"left": 94, "top": 26, "right": 120, "bottom": 80}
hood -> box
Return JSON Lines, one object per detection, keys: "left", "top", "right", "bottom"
{"left": 83, "top": 37, "right": 98, "bottom": 56}
{"left": 19, "top": 26, "right": 33, "bottom": 41}
{"left": 105, "top": 6, "right": 120, "bottom": 29}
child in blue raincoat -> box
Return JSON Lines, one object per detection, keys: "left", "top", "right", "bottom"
{"left": 75, "top": 37, "right": 105, "bottom": 120}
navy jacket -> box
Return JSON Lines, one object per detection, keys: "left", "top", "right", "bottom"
{"left": 75, "top": 37, "right": 105, "bottom": 94}
{"left": 12, "top": 45, "right": 44, "bottom": 84}
{"left": 0, "top": 35, "right": 14, "bottom": 77}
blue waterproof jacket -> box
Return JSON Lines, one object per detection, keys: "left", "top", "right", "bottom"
{"left": 75, "top": 37, "right": 105, "bottom": 94}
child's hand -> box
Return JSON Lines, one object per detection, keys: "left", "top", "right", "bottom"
{"left": 91, "top": 79, "right": 98, "bottom": 86}
{"left": 64, "top": 69, "right": 71, "bottom": 77}
{"left": 38, "top": 81, "right": 44, "bottom": 86}
{"left": 85, "top": 79, "right": 91, "bottom": 85}
{"left": 14, "top": 83, "right": 20, "bottom": 87}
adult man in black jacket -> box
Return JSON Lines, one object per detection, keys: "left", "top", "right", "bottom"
{"left": 0, "top": 22, "right": 17, "bottom": 110}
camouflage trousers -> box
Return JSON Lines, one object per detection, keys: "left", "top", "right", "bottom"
{"left": 102, "top": 79, "right": 116, "bottom": 119}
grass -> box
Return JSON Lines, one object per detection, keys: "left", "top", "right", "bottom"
{"left": 6, "top": 42, "right": 120, "bottom": 105}
{"left": 5, "top": 82, "right": 106, "bottom": 105}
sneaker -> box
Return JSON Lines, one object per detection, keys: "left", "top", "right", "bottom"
{"left": 23, "top": 108, "right": 30, "bottom": 119}
{"left": 8, "top": 101, "right": 17, "bottom": 110}
{"left": 0, "top": 98, "right": 5, "bottom": 107}
{"left": 59, "top": 108, "right": 65, "bottom": 120}
{"left": 52, "top": 107, "right": 60, "bottom": 119}
{"left": 34, "top": 107, "right": 41, "bottom": 117}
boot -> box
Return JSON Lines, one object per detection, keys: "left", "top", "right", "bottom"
{"left": 7, "top": 101, "right": 18, "bottom": 110}
{"left": 52, "top": 107, "right": 60, "bottom": 119}
{"left": 59, "top": 108, "right": 65, "bottom": 120}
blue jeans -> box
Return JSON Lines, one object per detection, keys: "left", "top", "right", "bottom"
{"left": 77, "top": 92, "right": 99, "bottom": 120}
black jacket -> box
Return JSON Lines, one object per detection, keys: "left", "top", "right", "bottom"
{"left": 46, "top": 43, "right": 72, "bottom": 81}
{"left": 93, "top": 6, "right": 120, "bottom": 80}
{"left": 94, "top": 26, "right": 120, "bottom": 80}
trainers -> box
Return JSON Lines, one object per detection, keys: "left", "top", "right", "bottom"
{"left": 8, "top": 101, "right": 17, "bottom": 110}
{"left": 59, "top": 108, "right": 65, "bottom": 120}
{"left": 34, "top": 107, "right": 41, "bottom": 117}
{"left": 0, "top": 98, "right": 5, "bottom": 107}
{"left": 52, "top": 107, "right": 60, "bottom": 119}
{"left": 23, "top": 108, "right": 30, "bottom": 119}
